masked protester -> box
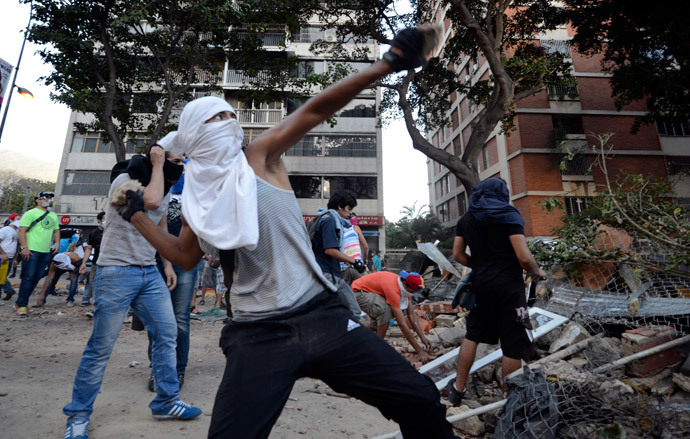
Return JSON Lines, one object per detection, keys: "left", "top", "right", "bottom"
{"left": 63, "top": 145, "right": 201, "bottom": 439}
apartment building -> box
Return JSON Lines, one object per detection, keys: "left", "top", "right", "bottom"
{"left": 52, "top": 25, "right": 386, "bottom": 249}
{"left": 425, "top": 6, "right": 690, "bottom": 237}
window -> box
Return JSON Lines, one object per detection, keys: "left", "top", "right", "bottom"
{"left": 482, "top": 145, "right": 490, "bottom": 170}
{"left": 126, "top": 133, "right": 150, "bottom": 154}
{"left": 667, "top": 156, "right": 690, "bottom": 174}
{"left": 288, "top": 175, "right": 378, "bottom": 200}
{"left": 293, "top": 60, "right": 325, "bottom": 78}
{"left": 72, "top": 131, "right": 150, "bottom": 154}
{"left": 62, "top": 171, "right": 111, "bottom": 196}
{"left": 285, "top": 135, "right": 320, "bottom": 157}
{"left": 657, "top": 119, "right": 690, "bottom": 136}
{"left": 242, "top": 128, "right": 267, "bottom": 148}
{"left": 325, "top": 176, "right": 377, "bottom": 200}
{"left": 437, "top": 200, "right": 452, "bottom": 223}
{"left": 323, "top": 135, "right": 376, "bottom": 157}
{"left": 334, "top": 99, "right": 375, "bottom": 118}
{"left": 457, "top": 193, "right": 467, "bottom": 216}
{"left": 552, "top": 115, "right": 584, "bottom": 135}
{"left": 564, "top": 196, "right": 592, "bottom": 216}
{"left": 293, "top": 26, "right": 324, "bottom": 43}
{"left": 288, "top": 176, "right": 322, "bottom": 199}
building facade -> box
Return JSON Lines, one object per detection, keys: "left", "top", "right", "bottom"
{"left": 53, "top": 25, "right": 386, "bottom": 249}
{"left": 425, "top": 5, "right": 690, "bottom": 237}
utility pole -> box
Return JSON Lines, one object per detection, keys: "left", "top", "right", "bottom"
{"left": 21, "top": 186, "right": 30, "bottom": 214}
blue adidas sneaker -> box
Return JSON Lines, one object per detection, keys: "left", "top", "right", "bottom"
{"left": 152, "top": 399, "right": 202, "bottom": 420}
{"left": 64, "top": 419, "right": 89, "bottom": 439}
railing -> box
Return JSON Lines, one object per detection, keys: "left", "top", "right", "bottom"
{"left": 235, "top": 109, "right": 283, "bottom": 125}
{"left": 541, "top": 39, "right": 572, "bottom": 56}
{"left": 548, "top": 84, "right": 579, "bottom": 99}
{"left": 236, "top": 32, "right": 285, "bottom": 46}
{"left": 169, "top": 70, "right": 223, "bottom": 85}
{"left": 560, "top": 154, "right": 591, "bottom": 176}
{"left": 224, "top": 69, "right": 272, "bottom": 85}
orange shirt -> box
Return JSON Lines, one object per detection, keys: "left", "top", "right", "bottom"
{"left": 351, "top": 271, "right": 404, "bottom": 309}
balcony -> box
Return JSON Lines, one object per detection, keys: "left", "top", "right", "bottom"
{"left": 548, "top": 84, "right": 579, "bottom": 101}
{"left": 224, "top": 69, "right": 272, "bottom": 85}
{"left": 235, "top": 109, "right": 284, "bottom": 125}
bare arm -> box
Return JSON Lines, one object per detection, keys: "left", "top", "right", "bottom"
{"left": 79, "top": 246, "right": 92, "bottom": 274}
{"left": 324, "top": 248, "right": 356, "bottom": 265}
{"left": 392, "top": 306, "right": 433, "bottom": 363}
{"left": 158, "top": 215, "right": 177, "bottom": 291}
{"left": 18, "top": 226, "right": 30, "bottom": 260}
{"left": 509, "top": 234, "right": 547, "bottom": 279}
{"left": 128, "top": 211, "right": 203, "bottom": 270}
{"left": 407, "top": 305, "right": 433, "bottom": 351}
{"left": 142, "top": 146, "right": 165, "bottom": 210}
{"left": 452, "top": 236, "right": 471, "bottom": 267}
{"left": 52, "top": 229, "right": 60, "bottom": 254}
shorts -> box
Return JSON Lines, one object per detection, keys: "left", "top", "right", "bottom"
{"left": 354, "top": 291, "right": 393, "bottom": 328}
{"left": 465, "top": 280, "right": 535, "bottom": 361}
{"left": 202, "top": 266, "right": 217, "bottom": 288}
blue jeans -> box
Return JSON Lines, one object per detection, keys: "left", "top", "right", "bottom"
{"left": 2, "top": 259, "right": 13, "bottom": 294}
{"left": 148, "top": 264, "right": 198, "bottom": 375}
{"left": 43, "top": 268, "right": 80, "bottom": 303}
{"left": 16, "top": 251, "right": 52, "bottom": 307}
{"left": 63, "top": 265, "right": 180, "bottom": 422}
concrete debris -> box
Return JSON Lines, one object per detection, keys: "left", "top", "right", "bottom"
{"left": 651, "top": 377, "right": 676, "bottom": 397}
{"left": 672, "top": 373, "right": 690, "bottom": 394}
{"left": 477, "top": 363, "right": 495, "bottom": 384}
{"left": 434, "top": 314, "right": 456, "bottom": 328}
{"left": 548, "top": 322, "right": 591, "bottom": 354}
{"left": 579, "top": 337, "right": 624, "bottom": 369}
{"left": 437, "top": 326, "right": 466, "bottom": 348}
{"left": 446, "top": 405, "right": 486, "bottom": 436}
{"left": 626, "top": 368, "right": 672, "bottom": 392}
{"left": 541, "top": 360, "right": 590, "bottom": 383}
{"left": 599, "top": 380, "right": 634, "bottom": 404}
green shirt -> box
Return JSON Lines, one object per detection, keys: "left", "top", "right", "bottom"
{"left": 19, "top": 208, "right": 59, "bottom": 253}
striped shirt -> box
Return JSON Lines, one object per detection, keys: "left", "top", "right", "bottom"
{"left": 230, "top": 177, "right": 336, "bottom": 321}
{"left": 339, "top": 225, "right": 363, "bottom": 270}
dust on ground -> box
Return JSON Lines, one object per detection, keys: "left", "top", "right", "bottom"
{"left": 0, "top": 287, "right": 398, "bottom": 439}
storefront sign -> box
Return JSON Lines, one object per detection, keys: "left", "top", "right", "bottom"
{"left": 58, "top": 215, "right": 99, "bottom": 226}
{"left": 302, "top": 215, "right": 384, "bottom": 226}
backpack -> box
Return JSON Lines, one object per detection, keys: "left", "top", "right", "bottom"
{"left": 307, "top": 211, "right": 343, "bottom": 248}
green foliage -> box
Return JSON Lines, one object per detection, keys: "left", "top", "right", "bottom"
{"left": 565, "top": 0, "right": 690, "bottom": 132}
{"left": 531, "top": 170, "right": 690, "bottom": 276}
{"left": 0, "top": 170, "right": 55, "bottom": 214}
{"left": 23, "top": 0, "right": 338, "bottom": 161}
{"left": 386, "top": 203, "right": 454, "bottom": 252}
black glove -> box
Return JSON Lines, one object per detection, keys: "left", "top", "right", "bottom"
{"left": 383, "top": 28, "right": 429, "bottom": 72}
{"left": 116, "top": 189, "right": 145, "bottom": 222}
{"left": 352, "top": 259, "right": 366, "bottom": 273}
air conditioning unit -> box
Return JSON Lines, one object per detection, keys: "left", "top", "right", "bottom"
{"left": 324, "top": 34, "right": 337, "bottom": 42}
{"left": 464, "top": 75, "right": 471, "bottom": 84}
{"left": 471, "top": 64, "right": 478, "bottom": 73}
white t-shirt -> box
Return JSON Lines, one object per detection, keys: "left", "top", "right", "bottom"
{"left": 0, "top": 226, "right": 19, "bottom": 258}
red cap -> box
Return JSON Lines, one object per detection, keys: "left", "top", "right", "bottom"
{"left": 401, "top": 271, "right": 424, "bottom": 291}
{"left": 8, "top": 213, "right": 19, "bottom": 221}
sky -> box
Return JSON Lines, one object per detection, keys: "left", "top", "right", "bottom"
{"left": 0, "top": 2, "right": 430, "bottom": 223}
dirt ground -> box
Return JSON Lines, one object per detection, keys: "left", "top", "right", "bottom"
{"left": 0, "top": 284, "right": 400, "bottom": 439}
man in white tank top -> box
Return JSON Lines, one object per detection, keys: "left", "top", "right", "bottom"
{"left": 115, "top": 26, "right": 455, "bottom": 439}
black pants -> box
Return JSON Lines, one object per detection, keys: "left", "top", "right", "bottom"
{"left": 209, "top": 291, "right": 454, "bottom": 439}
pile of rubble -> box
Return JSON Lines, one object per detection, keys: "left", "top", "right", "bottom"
{"left": 383, "top": 301, "right": 690, "bottom": 438}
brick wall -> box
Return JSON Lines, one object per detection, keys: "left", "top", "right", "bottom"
{"left": 571, "top": 50, "right": 603, "bottom": 73}
{"left": 487, "top": 137, "right": 499, "bottom": 167}
{"left": 583, "top": 116, "right": 661, "bottom": 150}
{"left": 518, "top": 114, "right": 554, "bottom": 148}
{"left": 509, "top": 155, "right": 527, "bottom": 194}
{"left": 517, "top": 89, "right": 550, "bottom": 108}
{"left": 591, "top": 155, "right": 667, "bottom": 185}
{"left": 523, "top": 153, "right": 563, "bottom": 191}
{"left": 578, "top": 77, "right": 648, "bottom": 112}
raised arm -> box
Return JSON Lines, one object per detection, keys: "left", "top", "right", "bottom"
{"left": 246, "top": 26, "right": 438, "bottom": 185}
